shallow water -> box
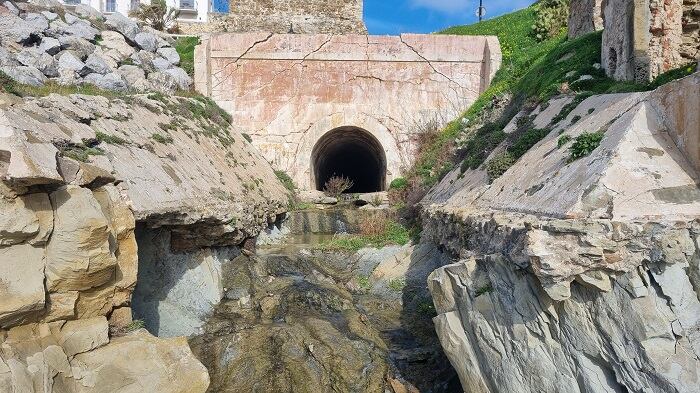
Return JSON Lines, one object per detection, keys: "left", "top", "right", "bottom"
{"left": 189, "top": 231, "right": 460, "bottom": 393}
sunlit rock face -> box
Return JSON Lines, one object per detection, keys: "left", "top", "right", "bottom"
{"left": 423, "top": 73, "right": 700, "bottom": 393}
{"left": 195, "top": 33, "right": 502, "bottom": 190}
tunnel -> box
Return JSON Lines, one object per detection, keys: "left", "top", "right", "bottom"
{"left": 311, "top": 126, "right": 387, "bottom": 193}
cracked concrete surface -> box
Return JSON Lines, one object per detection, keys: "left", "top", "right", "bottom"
{"left": 195, "top": 33, "right": 501, "bottom": 189}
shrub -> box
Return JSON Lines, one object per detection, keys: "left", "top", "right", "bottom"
{"left": 507, "top": 127, "right": 551, "bottom": 159}
{"left": 151, "top": 133, "right": 173, "bottom": 144}
{"left": 95, "top": 131, "right": 127, "bottom": 145}
{"left": 388, "top": 278, "right": 406, "bottom": 292}
{"left": 323, "top": 175, "right": 354, "bottom": 197}
{"left": 570, "top": 115, "right": 581, "bottom": 125}
{"left": 359, "top": 214, "right": 390, "bottom": 237}
{"left": 389, "top": 177, "right": 408, "bottom": 190}
{"left": 475, "top": 284, "right": 494, "bottom": 297}
{"left": 569, "top": 131, "right": 604, "bottom": 161}
{"left": 275, "top": 170, "right": 295, "bottom": 192}
{"left": 242, "top": 133, "right": 252, "bottom": 143}
{"left": 174, "top": 36, "right": 199, "bottom": 77}
{"left": 486, "top": 152, "right": 515, "bottom": 182}
{"left": 129, "top": 0, "right": 179, "bottom": 32}
{"left": 532, "top": 0, "right": 569, "bottom": 42}
{"left": 557, "top": 134, "right": 572, "bottom": 148}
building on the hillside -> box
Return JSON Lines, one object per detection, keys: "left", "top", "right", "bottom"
{"left": 57, "top": 0, "right": 366, "bottom": 35}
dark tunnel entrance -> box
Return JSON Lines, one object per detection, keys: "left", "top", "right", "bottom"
{"left": 312, "top": 126, "right": 387, "bottom": 193}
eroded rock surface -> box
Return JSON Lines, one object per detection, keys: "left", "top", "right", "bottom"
{"left": 423, "top": 74, "right": 700, "bottom": 392}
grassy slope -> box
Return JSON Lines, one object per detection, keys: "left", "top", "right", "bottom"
{"left": 405, "top": 5, "right": 697, "bottom": 188}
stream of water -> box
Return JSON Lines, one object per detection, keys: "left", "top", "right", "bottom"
{"left": 188, "top": 230, "right": 461, "bottom": 392}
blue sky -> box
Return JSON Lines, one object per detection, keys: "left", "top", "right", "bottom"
{"left": 364, "top": 0, "right": 535, "bottom": 35}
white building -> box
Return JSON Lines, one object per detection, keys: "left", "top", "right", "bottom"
{"left": 58, "top": 0, "right": 222, "bottom": 25}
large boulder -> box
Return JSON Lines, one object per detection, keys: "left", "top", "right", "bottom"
{"left": 57, "top": 36, "right": 96, "bottom": 60}
{"left": 38, "top": 36, "right": 62, "bottom": 55}
{"left": 74, "top": 4, "right": 104, "bottom": 21}
{"left": 146, "top": 70, "right": 180, "bottom": 92}
{"left": 156, "top": 46, "right": 180, "bottom": 65}
{"left": 84, "top": 72, "right": 128, "bottom": 91}
{"left": 100, "top": 31, "right": 136, "bottom": 62}
{"left": 0, "top": 6, "right": 42, "bottom": 44}
{"left": 105, "top": 12, "right": 140, "bottom": 42}
{"left": 65, "top": 20, "right": 99, "bottom": 41}
{"left": 23, "top": 12, "right": 49, "bottom": 33}
{"left": 16, "top": 47, "right": 58, "bottom": 77}
{"left": 164, "top": 67, "right": 192, "bottom": 90}
{"left": 134, "top": 31, "right": 158, "bottom": 52}
{"left": 85, "top": 52, "right": 113, "bottom": 75}
{"left": 57, "top": 51, "right": 91, "bottom": 77}
{"left": 0, "top": 65, "right": 47, "bottom": 86}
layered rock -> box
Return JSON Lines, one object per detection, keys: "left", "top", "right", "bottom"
{"left": 0, "top": 1, "right": 191, "bottom": 92}
{"left": 423, "top": 74, "right": 700, "bottom": 392}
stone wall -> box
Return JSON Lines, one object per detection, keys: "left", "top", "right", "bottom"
{"left": 602, "top": 0, "right": 697, "bottom": 82}
{"left": 422, "top": 73, "right": 700, "bottom": 392}
{"left": 195, "top": 33, "right": 501, "bottom": 190}
{"left": 179, "top": 0, "right": 366, "bottom": 35}
{"left": 568, "top": 0, "right": 603, "bottom": 39}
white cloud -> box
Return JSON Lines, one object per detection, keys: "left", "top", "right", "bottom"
{"left": 410, "top": 0, "right": 472, "bottom": 13}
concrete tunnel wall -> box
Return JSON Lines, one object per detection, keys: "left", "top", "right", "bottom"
{"left": 195, "top": 32, "right": 502, "bottom": 190}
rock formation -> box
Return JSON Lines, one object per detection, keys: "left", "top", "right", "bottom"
{"left": 0, "top": 1, "right": 191, "bottom": 92}
{"left": 0, "top": 58, "right": 287, "bottom": 390}
{"left": 423, "top": 73, "right": 700, "bottom": 392}
{"left": 568, "top": 0, "right": 603, "bottom": 39}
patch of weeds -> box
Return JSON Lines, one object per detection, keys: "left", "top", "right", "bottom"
{"left": 648, "top": 63, "right": 697, "bottom": 90}
{"left": 275, "top": 170, "right": 295, "bottom": 192}
{"left": 356, "top": 275, "right": 372, "bottom": 291}
{"left": 95, "top": 131, "right": 127, "bottom": 145}
{"left": 174, "top": 36, "right": 200, "bottom": 77}
{"left": 486, "top": 152, "right": 515, "bottom": 182}
{"left": 151, "top": 133, "right": 174, "bottom": 144}
{"left": 458, "top": 122, "right": 508, "bottom": 173}
{"left": 475, "top": 284, "right": 493, "bottom": 297}
{"left": 507, "top": 127, "right": 551, "bottom": 159}
{"left": 557, "top": 134, "right": 572, "bottom": 148}
{"left": 551, "top": 92, "right": 593, "bottom": 125}
{"left": 568, "top": 131, "right": 604, "bottom": 161}
{"left": 320, "top": 221, "right": 411, "bottom": 252}
{"left": 570, "top": 115, "right": 581, "bottom": 125}
{"left": 388, "top": 278, "right": 406, "bottom": 292}
{"left": 587, "top": 108, "right": 595, "bottom": 115}
{"left": 125, "top": 320, "right": 146, "bottom": 332}
{"left": 389, "top": 177, "right": 408, "bottom": 190}
{"left": 54, "top": 140, "right": 105, "bottom": 162}
{"left": 242, "top": 133, "right": 253, "bottom": 143}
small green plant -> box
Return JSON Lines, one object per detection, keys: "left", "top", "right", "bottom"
{"left": 507, "top": 127, "right": 551, "bottom": 159}
{"left": 568, "top": 131, "right": 604, "bottom": 161}
{"left": 486, "top": 152, "right": 515, "bottom": 182}
{"left": 388, "top": 278, "right": 406, "bottom": 292}
{"left": 389, "top": 177, "right": 408, "bottom": 190}
{"left": 126, "top": 320, "right": 146, "bottom": 332}
{"left": 570, "top": 115, "right": 581, "bottom": 125}
{"left": 151, "top": 133, "right": 174, "bottom": 144}
{"left": 54, "top": 140, "right": 105, "bottom": 162}
{"left": 95, "top": 131, "right": 127, "bottom": 145}
{"left": 557, "top": 134, "right": 572, "bottom": 148}
{"left": 475, "top": 284, "right": 494, "bottom": 297}
{"left": 356, "top": 275, "right": 372, "bottom": 291}
{"left": 275, "top": 170, "right": 295, "bottom": 192}
{"left": 532, "top": 0, "right": 569, "bottom": 42}
{"left": 129, "top": 0, "right": 179, "bottom": 32}
{"left": 174, "top": 36, "right": 199, "bottom": 77}
{"left": 242, "top": 133, "right": 253, "bottom": 143}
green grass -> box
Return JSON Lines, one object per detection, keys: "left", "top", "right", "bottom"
{"left": 475, "top": 284, "right": 494, "bottom": 297}
{"left": 319, "top": 222, "right": 411, "bottom": 252}
{"left": 151, "top": 133, "right": 174, "bottom": 144}
{"left": 174, "top": 36, "right": 199, "bottom": 77}
{"left": 275, "top": 170, "right": 296, "bottom": 192}
{"left": 95, "top": 131, "right": 128, "bottom": 145}
{"left": 388, "top": 278, "right": 406, "bottom": 292}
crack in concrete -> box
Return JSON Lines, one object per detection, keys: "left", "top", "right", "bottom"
{"left": 399, "top": 35, "right": 465, "bottom": 90}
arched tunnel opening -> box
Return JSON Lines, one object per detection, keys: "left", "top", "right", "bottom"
{"left": 312, "top": 126, "right": 387, "bottom": 193}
